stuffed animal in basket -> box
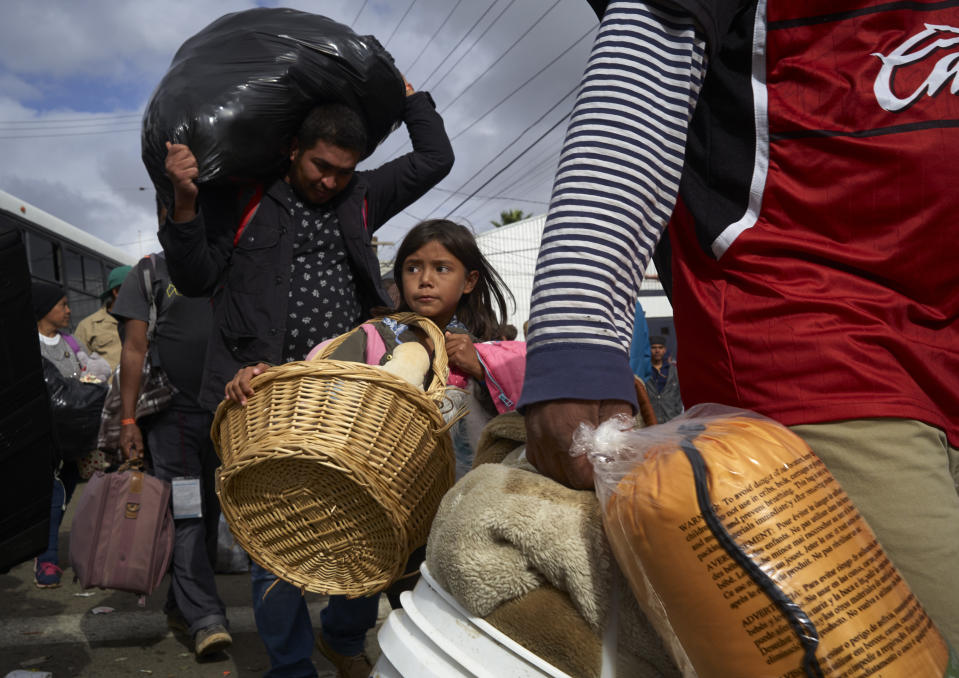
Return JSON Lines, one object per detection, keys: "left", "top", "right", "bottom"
{"left": 379, "top": 341, "right": 430, "bottom": 389}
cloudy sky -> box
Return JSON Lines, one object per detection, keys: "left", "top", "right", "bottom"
{"left": 0, "top": 0, "right": 599, "bottom": 264}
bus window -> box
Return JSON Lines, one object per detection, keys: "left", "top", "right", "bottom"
{"left": 64, "top": 248, "right": 84, "bottom": 291}
{"left": 67, "top": 291, "right": 101, "bottom": 328}
{"left": 26, "top": 231, "right": 59, "bottom": 282}
{"left": 83, "top": 255, "right": 105, "bottom": 296}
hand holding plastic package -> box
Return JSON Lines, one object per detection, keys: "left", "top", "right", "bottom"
{"left": 141, "top": 7, "right": 405, "bottom": 204}
{"left": 577, "top": 404, "right": 955, "bottom": 677}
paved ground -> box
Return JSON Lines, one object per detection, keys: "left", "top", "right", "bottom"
{"left": 0, "top": 480, "right": 390, "bottom": 678}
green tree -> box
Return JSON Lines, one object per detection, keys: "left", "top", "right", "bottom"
{"left": 491, "top": 208, "right": 531, "bottom": 228}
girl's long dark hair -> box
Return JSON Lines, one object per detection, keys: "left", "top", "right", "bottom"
{"left": 393, "top": 219, "right": 514, "bottom": 341}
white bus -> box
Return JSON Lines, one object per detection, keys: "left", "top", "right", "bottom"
{"left": 0, "top": 189, "right": 135, "bottom": 326}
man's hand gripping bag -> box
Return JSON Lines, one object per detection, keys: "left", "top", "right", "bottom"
{"left": 575, "top": 404, "right": 957, "bottom": 678}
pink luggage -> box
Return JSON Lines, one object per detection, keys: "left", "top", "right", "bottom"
{"left": 69, "top": 462, "right": 174, "bottom": 595}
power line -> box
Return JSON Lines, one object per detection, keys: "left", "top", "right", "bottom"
{"left": 430, "top": 186, "right": 548, "bottom": 206}
{"left": 464, "top": 201, "right": 536, "bottom": 227}
{"left": 433, "top": 82, "right": 576, "bottom": 215}
{"left": 373, "top": 0, "right": 510, "bottom": 160}
{"left": 471, "top": 243, "right": 542, "bottom": 258}
{"left": 441, "top": 85, "right": 576, "bottom": 218}
{"left": 0, "top": 112, "right": 141, "bottom": 124}
{"left": 482, "top": 144, "right": 561, "bottom": 201}
{"left": 461, "top": 167, "right": 555, "bottom": 222}
{"left": 473, "top": 113, "right": 565, "bottom": 196}
{"left": 0, "top": 120, "right": 143, "bottom": 134}
{"left": 421, "top": 0, "right": 516, "bottom": 91}
{"left": 10, "top": 1, "right": 589, "bottom": 255}
{"left": 378, "top": 0, "right": 579, "bottom": 162}
{"left": 448, "top": 22, "right": 594, "bottom": 142}
{"left": 383, "top": 0, "right": 418, "bottom": 50}
{"left": 0, "top": 127, "right": 141, "bottom": 140}
{"left": 350, "top": 0, "right": 369, "bottom": 27}
{"left": 405, "top": 0, "right": 466, "bottom": 76}
{"left": 494, "top": 137, "right": 561, "bottom": 180}
{"left": 461, "top": 181, "right": 546, "bottom": 223}
{"left": 442, "top": 0, "right": 565, "bottom": 118}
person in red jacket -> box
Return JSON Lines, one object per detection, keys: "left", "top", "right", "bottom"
{"left": 520, "top": 0, "right": 959, "bottom": 648}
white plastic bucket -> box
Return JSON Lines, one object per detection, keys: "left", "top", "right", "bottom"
{"left": 373, "top": 564, "right": 573, "bottom": 678}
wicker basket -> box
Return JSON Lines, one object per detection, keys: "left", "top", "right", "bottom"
{"left": 211, "top": 313, "right": 456, "bottom": 596}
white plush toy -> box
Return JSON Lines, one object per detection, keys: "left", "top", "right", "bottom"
{"left": 380, "top": 341, "right": 431, "bottom": 390}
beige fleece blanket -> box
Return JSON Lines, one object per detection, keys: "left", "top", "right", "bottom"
{"left": 425, "top": 442, "right": 682, "bottom": 677}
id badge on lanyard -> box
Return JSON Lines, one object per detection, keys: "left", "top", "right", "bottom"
{"left": 171, "top": 477, "right": 202, "bottom": 519}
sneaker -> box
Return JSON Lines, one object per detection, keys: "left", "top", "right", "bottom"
{"left": 166, "top": 608, "right": 189, "bottom": 634}
{"left": 316, "top": 632, "right": 372, "bottom": 678}
{"left": 194, "top": 623, "right": 232, "bottom": 658}
{"left": 34, "top": 559, "right": 62, "bottom": 588}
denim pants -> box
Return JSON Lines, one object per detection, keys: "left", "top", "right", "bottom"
{"left": 250, "top": 562, "right": 380, "bottom": 678}
{"left": 39, "top": 460, "right": 79, "bottom": 565}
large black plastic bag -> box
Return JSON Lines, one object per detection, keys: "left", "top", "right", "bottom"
{"left": 42, "top": 358, "right": 108, "bottom": 462}
{"left": 142, "top": 7, "right": 405, "bottom": 204}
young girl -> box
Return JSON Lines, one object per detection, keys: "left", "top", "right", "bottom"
{"left": 300, "top": 219, "right": 526, "bottom": 441}
{"left": 223, "top": 219, "right": 526, "bottom": 668}
{"left": 229, "top": 219, "right": 527, "bottom": 459}
{"left": 389, "top": 219, "right": 526, "bottom": 475}
{"left": 226, "top": 219, "right": 513, "bottom": 394}
{"left": 394, "top": 218, "right": 510, "bottom": 342}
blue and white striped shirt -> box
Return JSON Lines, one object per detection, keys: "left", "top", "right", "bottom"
{"left": 520, "top": 0, "right": 706, "bottom": 408}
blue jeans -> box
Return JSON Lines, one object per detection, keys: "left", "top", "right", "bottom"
{"left": 250, "top": 562, "right": 379, "bottom": 678}
{"left": 39, "top": 461, "right": 79, "bottom": 565}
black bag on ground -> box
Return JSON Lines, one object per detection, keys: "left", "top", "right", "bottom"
{"left": 42, "top": 358, "right": 108, "bottom": 461}
{"left": 142, "top": 7, "right": 405, "bottom": 204}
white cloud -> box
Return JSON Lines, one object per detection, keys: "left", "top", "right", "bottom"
{"left": 0, "top": 73, "right": 41, "bottom": 102}
{"left": 0, "top": 1, "right": 263, "bottom": 81}
{"left": 0, "top": 0, "right": 598, "bottom": 260}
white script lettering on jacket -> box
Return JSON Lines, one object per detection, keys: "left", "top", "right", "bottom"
{"left": 873, "top": 24, "right": 959, "bottom": 112}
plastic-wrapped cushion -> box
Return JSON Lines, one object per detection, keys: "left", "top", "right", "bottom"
{"left": 141, "top": 7, "right": 404, "bottom": 204}
{"left": 578, "top": 404, "right": 954, "bottom": 678}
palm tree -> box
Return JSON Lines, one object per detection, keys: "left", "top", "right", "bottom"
{"left": 491, "top": 208, "right": 531, "bottom": 228}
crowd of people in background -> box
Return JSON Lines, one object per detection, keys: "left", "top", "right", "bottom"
{"left": 30, "top": 70, "right": 542, "bottom": 677}
{"left": 32, "top": 272, "right": 125, "bottom": 589}
{"left": 23, "top": 1, "right": 959, "bottom": 675}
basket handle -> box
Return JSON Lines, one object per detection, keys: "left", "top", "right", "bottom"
{"left": 315, "top": 313, "right": 450, "bottom": 394}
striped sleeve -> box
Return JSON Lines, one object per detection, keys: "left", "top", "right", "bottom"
{"left": 519, "top": 0, "right": 707, "bottom": 409}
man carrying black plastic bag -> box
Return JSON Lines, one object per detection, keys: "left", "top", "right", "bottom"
{"left": 160, "top": 78, "right": 453, "bottom": 677}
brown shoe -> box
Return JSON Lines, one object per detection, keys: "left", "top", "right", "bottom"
{"left": 316, "top": 632, "right": 371, "bottom": 678}
{"left": 194, "top": 623, "right": 232, "bottom": 658}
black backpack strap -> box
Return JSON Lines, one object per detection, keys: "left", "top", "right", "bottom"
{"left": 142, "top": 254, "right": 163, "bottom": 367}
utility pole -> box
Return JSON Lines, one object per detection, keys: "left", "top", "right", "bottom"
{"left": 370, "top": 237, "right": 394, "bottom": 257}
